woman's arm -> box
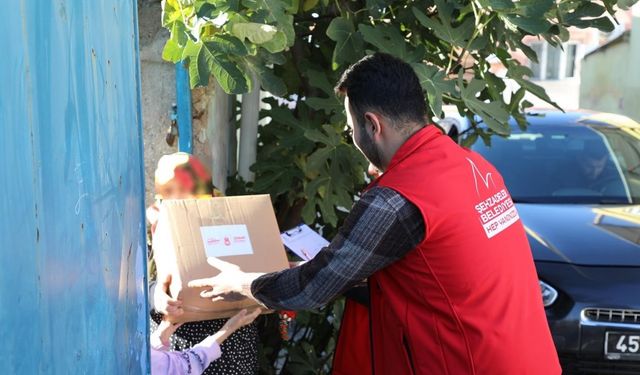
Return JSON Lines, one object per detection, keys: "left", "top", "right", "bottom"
{"left": 149, "top": 309, "right": 261, "bottom": 375}
{"left": 150, "top": 343, "right": 221, "bottom": 375}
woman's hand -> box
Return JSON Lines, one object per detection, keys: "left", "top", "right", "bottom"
{"left": 146, "top": 204, "right": 161, "bottom": 233}
{"left": 154, "top": 274, "right": 183, "bottom": 318}
{"left": 152, "top": 319, "right": 183, "bottom": 349}
{"left": 212, "top": 308, "right": 262, "bottom": 345}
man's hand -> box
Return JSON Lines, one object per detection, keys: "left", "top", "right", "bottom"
{"left": 368, "top": 163, "right": 382, "bottom": 178}
{"left": 288, "top": 261, "right": 306, "bottom": 269}
{"left": 154, "top": 274, "right": 183, "bottom": 318}
{"left": 187, "top": 257, "right": 264, "bottom": 303}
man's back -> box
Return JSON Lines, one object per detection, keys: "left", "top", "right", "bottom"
{"left": 370, "top": 126, "right": 560, "bottom": 374}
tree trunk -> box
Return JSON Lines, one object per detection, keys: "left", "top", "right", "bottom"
{"left": 239, "top": 73, "right": 260, "bottom": 183}
{"left": 207, "top": 81, "right": 231, "bottom": 193}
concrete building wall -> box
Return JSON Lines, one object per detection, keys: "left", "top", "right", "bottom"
{"left": 138, "top": 0, "right": 177, "bottom": 205}
{"left": 580, "top": 40, "right": 630, "bottom": 116}
{"left": 191, "top": 82, "right": 218, "bottom": 176}
{"left": 629, "top": 11, "right": 640, "bottom": 121}
{"left": 579, "top": 8, "right": 640, "bottom": 121}
{"left": 137, "top": 0, "right": 216, "bottom": 204}
{"left": 492, "top": 28, "right": 601, "bottom": 111}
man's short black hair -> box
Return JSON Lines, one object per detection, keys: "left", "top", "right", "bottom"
{"left": 335, "top": 53, "right": 427, "bottom": 131}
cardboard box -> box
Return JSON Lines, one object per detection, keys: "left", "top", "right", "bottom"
{"left": 152, "top": 195, "right": 289, "bottom": 323}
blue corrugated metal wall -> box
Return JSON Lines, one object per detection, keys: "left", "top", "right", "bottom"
{"left": 0, "top": 1, "right": 148, "bottom": 373}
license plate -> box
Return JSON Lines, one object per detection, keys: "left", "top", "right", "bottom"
{"left": 605, "top": 332, "right": 640, "bottom": 360}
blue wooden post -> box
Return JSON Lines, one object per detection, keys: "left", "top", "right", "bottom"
{"left": 176, "top": 62, "right": 193, "bottom": 154}
{"left": 0, "top": 1, "right": 149, "bottom": 373}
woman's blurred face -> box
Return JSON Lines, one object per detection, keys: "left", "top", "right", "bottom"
{"left": 157, "top": 178, "right": 193, "bottom": 199}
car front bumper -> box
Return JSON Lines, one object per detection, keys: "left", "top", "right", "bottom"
{"left": 537, "top": 262, "right": 640, "bottom": 374}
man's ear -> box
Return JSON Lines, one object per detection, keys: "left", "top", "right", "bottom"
{"left": 364, "top": 112, "right": 383, "bottom": 136}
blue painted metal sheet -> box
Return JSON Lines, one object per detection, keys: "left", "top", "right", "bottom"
{"left": 0, "top": 1, "right": 148, "bottom": 373}
{"left": 176, "top": 62, "right": 193, "bottom": 153}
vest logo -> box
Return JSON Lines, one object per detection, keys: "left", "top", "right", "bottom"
{"left": 467, "top": 157, "right": 520, "bottom": 238}
{"left": 467, "top": 157, "right": 496, "bottom": 196}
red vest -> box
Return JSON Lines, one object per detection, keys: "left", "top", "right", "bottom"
{"left": 368, "top": 126, "right": 560, "bottom": 374}
{"left": 332, "top": 299, "right": 372, "bottom": 375}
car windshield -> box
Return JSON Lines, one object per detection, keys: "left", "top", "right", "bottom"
{"left": 469, "top": 123, "right": 640, "bottom": 204}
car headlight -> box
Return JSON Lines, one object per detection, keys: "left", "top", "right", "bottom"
{"left": 539, "top": 280, "right": 558, "bottom": 307}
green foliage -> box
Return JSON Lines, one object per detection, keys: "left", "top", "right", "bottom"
{"left": 162, "top": 0, "right": 636, "bottom": 372}
{"left": 161, "top": 0, "right": 296, "bottom": 94}
{"left": 326, "top": 17, "right": 365, "bottom": 69}
{"left": 255, "top": 300, "right": 343, "bottom": 374}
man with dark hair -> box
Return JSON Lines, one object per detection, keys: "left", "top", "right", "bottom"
{"left": 576, "top": 145, "right": 615, "bottom": 189}
{"left": 190, "top": 53, "right": 561, "bottom": 374}
{"left": 335, "top": 52, "right": 428, "bottom": 131}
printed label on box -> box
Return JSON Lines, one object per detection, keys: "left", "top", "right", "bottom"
{"left": 200, "top": 225, "right": 254, "bottom": 257}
